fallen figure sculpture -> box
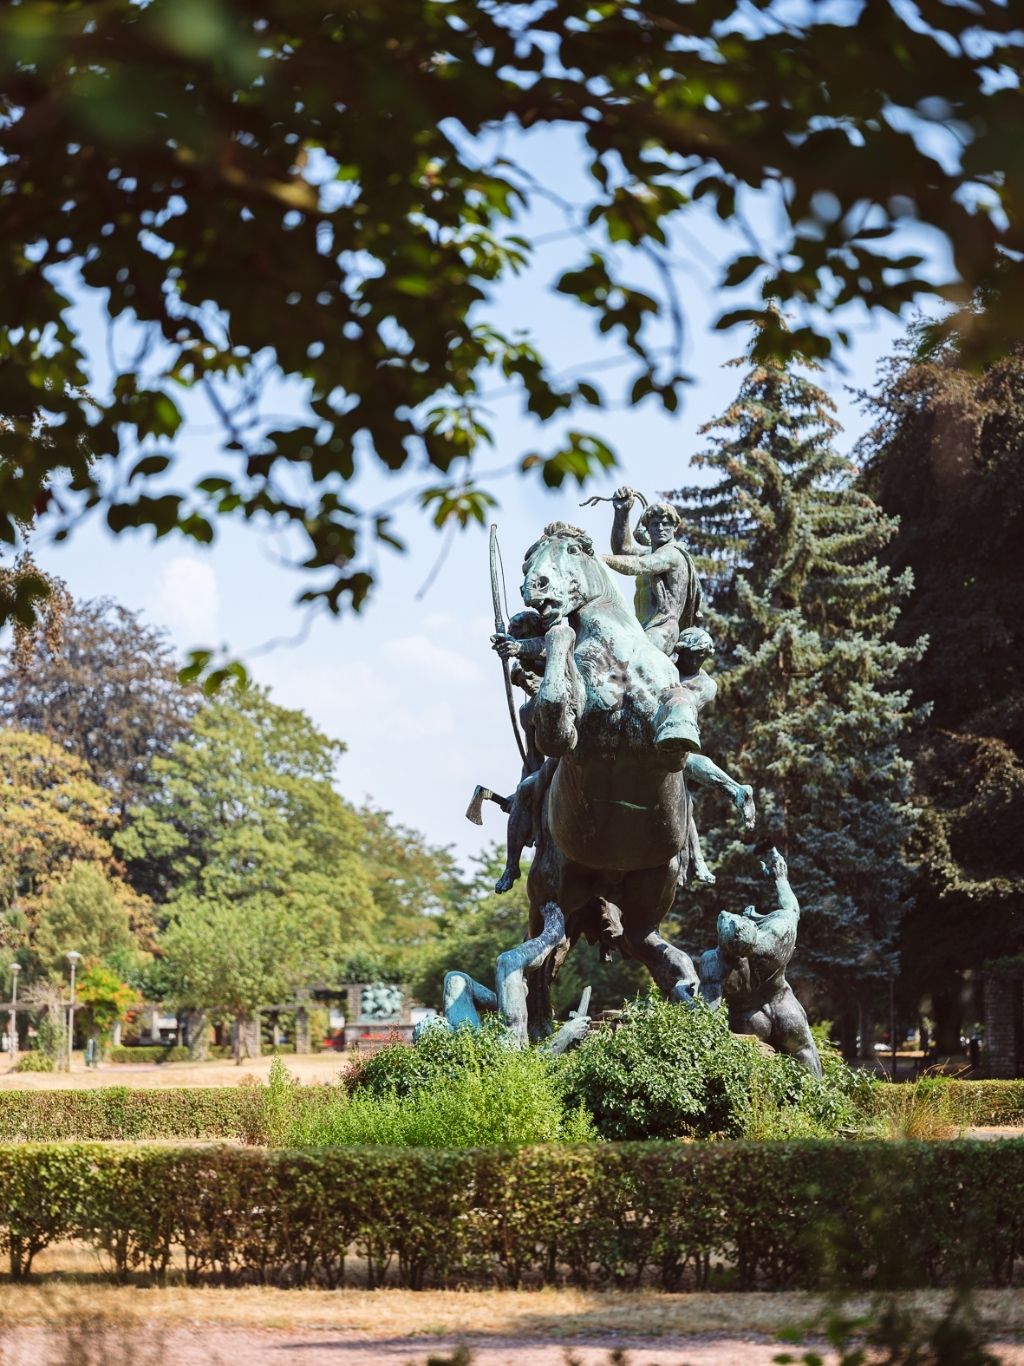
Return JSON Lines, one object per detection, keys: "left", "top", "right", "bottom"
{"left": 413, "top": 901, "right": 592, "bottom": 1056}
{"left": 696, "top": 847, "right": 822, "bottom": 1076}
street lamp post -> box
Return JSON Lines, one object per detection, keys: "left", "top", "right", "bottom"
{"left": 66, "top": 951, "right": 81, "bottom": 1072}
{"left": 8, "top": 962, "right": 20, "bottom": 1066}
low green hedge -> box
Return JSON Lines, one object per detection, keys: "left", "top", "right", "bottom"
{"left": 1, "top": 1078, "right": 1020, "bottom": 1145}
{"left": 108, "top": 1046, "right": 192, "bottom": 1064}
{"left": 0, "top": 1084, "right": 341, "bottom": 1144}
{"left": 0, "top": 1088, "right": 256, "bottom": 1142}
{"left": 107, "top": 1045, "right": 239, "bottom": 1063}
{"left": 1, "top": 1140, "right": 1022, "bottom": 1287}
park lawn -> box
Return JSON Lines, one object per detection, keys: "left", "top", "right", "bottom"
{"left": 3, "top": 1262, "right": 1024, "bottom": 1341}
{"left": 0, "top": 1053, "right": 351, "bottom": 1090}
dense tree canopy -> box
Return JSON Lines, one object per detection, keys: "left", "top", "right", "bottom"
{"left": 859, "top": 330, "right": 1024, "bottom": 1049}
{"left": 0, "top": 729, "right": 154, "bottom": 983}
{"left": 160, "top": 893, "right": 341, "bottom": 1053}
{"left": 351, "top": 804, "right": 461, "bottom": 980}
{"left": 28, "top": 860, "right": 152, "bottom": 984}
{"left": 0, "top": 1, "right": 1021, "bottom": 648}
{"left": 0, "top": 732, "right": 113, "bottom": 911}
{"left": 117, "top": 684, "right": 379, "bottom": 946}
{"left": 668, "top": 336, "right": 921, "bottom": 1041}
{"left": 0, "top": 597, "right": 197, "bottom": 815}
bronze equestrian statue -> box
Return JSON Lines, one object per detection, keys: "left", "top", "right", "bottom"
{"left": 495, "top": 519, "right": 706, "bottom": 1041}
{"left": 439, "top": 498, "right": 818, "bottom": 1074}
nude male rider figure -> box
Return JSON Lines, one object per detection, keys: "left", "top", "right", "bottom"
{"left": 602, "top": 486, "right": 703, "bottom": 656}
{"left": 600, "top": 493, "right": 755, "bottom": 869}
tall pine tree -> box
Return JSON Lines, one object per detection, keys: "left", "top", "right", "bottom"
{"left": 667, "top": 331, "right": 922, "bottom": 1050}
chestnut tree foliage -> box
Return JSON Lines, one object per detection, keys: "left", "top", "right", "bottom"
{"left": 0, "top": 1, "right": 1022, "bottom": 657}
{"left": 0, "top": 598, "right": 198, "bottom": 815}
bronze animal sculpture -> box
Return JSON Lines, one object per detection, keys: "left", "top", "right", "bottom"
{"left": 439, "top": 502, "right": 815, "bottom": 1076}
{"left": 498, "top": 520, "right": 705, "bottom": 1041}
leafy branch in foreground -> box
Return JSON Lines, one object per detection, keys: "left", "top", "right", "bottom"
{"left": 0, "top": 0, "right": 1020, "bottom": 635}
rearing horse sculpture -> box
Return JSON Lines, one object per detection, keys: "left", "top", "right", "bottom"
{"left": 496, "top": 521, "right": 702, "bottom": 1042}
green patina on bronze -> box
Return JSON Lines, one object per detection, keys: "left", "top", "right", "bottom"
{"left": 427, "top": 491, "right": 818, "bottom": 1074}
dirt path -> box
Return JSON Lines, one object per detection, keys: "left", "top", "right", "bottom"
{"left": 1, "top": 1288, "right": 1023, "bottom": 1366}
{"left": 2, "top": 1324, "right": 1024, "bottom": 1366}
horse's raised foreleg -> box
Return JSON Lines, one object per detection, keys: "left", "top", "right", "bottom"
{"left": 496, "top": 901, "right": 566, "bottom": 1046}
{"left": 533, "top": 623, "right": 585, "bottom": 757}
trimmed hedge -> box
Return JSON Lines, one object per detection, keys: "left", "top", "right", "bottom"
{"left": 0, "top": 1140, "right": 1022, "bottom": 1288}
{"left": 108, "top": 1046, "right": 192, "bottom": 1064}
{"left": 0, "top": 1078, "right": 1021, "bottom": 1144}
{"left": 107, "top": 1045, "right": 239, "bottom": 1063}
{"left": 0, "top": 1088, "right": 256, "bottom": 1142}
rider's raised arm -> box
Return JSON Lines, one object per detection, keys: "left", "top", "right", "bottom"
{"left": 611, "top": 506, "right": 640, "bottom": 555}
{"left": 610, "top": 486, "right": 644, "bottom": 556}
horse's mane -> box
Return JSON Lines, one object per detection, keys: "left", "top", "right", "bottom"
{"left": 522, "top": 522, "right": 594, "bottom": 570}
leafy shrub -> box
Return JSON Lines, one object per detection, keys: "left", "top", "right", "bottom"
{"left": 559, "top": 997, "right": 868, "bottom": 1140}
{"left": 294, "top": 1041, "right": 593, "bottom": 1147}
{"left": 246, "top": 1057, "right": 301, "bottom": 1146}
{"left": 1, "top": 1139, "right": 1023, "bottom": 1289}
{"left": 11, "top": 1051, "right": 54, "bottom": 1073}
{"left": 350, "top": 1018, "right": 519, "bottom": 1099}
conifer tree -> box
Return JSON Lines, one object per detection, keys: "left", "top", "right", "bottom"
{"left": 667, "top": 330, "right": 922, "bottom": 1046}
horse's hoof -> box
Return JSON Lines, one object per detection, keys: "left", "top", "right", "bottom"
{"left": 653, "top": 699, "right": 701, "bottom": 756}
{"left": 494, "top": 869, "right": 519, "bottom": 894}
{"left": 694, "top": 868, "right": 716, "bottom": 886}
{"left": 655, "top": 730, "right": 700, "bottom": 758}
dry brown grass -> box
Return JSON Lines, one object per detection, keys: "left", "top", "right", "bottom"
{"left": 0, "top": 1053, "right": 351, "bottom": 1090}
{"left": 3, "top": 1260, "right": 1024, "bottom": 1343}
{"left": 869, "top": 1078, "right": 962, "bottom": 1140}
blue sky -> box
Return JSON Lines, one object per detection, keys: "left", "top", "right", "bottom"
{"left": 35, "top": 125, "right": 936, "bottom": 865}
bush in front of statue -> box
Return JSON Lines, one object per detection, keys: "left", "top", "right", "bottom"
{"left": 291, "top": 1022, "right": 594, "bottom": 1147}
{"left": 350, "top": 1015, "right": 520, "bottom": 1100}
{"left": 559, "top": 997, "right": 870, "bottom": 1140}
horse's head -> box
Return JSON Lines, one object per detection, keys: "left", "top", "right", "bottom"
{"left": 521, "top": 522, "right": 606, "bottom": 628}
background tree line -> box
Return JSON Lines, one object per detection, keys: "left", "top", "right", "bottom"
{"left": 0, "top": 600, "right": 468, "bottom": 1055}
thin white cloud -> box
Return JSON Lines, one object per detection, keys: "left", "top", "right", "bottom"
{"left": 146, "top": 555, "right": 220, "bottom": 645}
{"left": 381, "top": 634, "right": 482, "bottom": 686}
